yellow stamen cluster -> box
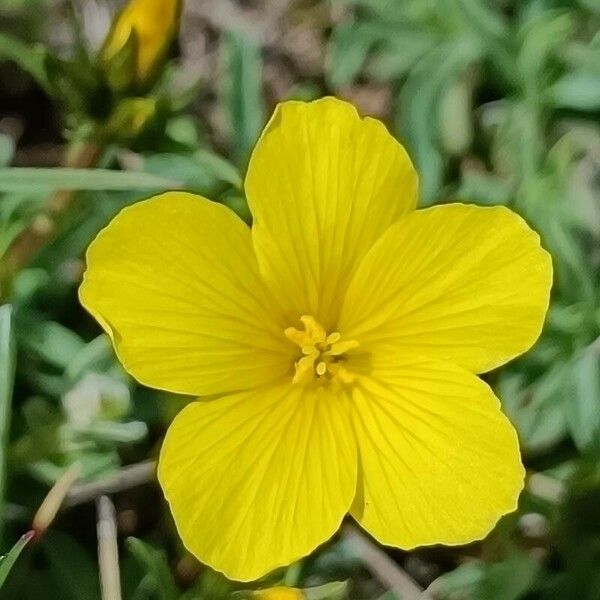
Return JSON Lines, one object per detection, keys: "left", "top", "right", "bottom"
{"left": 284, "top": 316, "right": 358, "bottom": 385}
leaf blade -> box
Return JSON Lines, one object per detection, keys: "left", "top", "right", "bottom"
{"left": 0, "top": 531, "right": 34, "bottom": 590}
{"left": 0, "top": 305, "right": 16, "bottom": 544}
{"left": 0, "top": 168, "right": 180, "bottom": 193}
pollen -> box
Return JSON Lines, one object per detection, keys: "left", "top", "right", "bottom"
{"left": 284, "top": 315, "right": 359, "bottom": 385}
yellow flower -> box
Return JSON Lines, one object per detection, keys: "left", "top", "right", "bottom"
{"left": 101, "top": 0, "right": 182, "bottom": 86}
{"left": 253, "top": 587, "right": 305, "bottom": 600}
{"left": 79, "top": 98, "right": 552, "bottom": 582}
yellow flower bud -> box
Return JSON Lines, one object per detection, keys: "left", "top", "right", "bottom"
{"left": 101, "top": 0, "right": 182, "bottom": 87}
{"left": 253, "top": 587, "right": 305, "bottom": 600}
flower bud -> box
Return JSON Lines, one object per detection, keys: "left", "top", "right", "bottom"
{"left": 101, "top": 0, "right": 182, "bottom": 90}
{"left": 253, "top": 587, "right": 305, "bottom": 600}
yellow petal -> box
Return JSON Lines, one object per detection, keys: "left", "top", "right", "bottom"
{"left": 339, "top": 204, "right": 552, "bottom": 373}
{"left": 246, "top": 97, "right": 418, "bottom": 330}
{"left": 158, "top": 381, "right": 356, "bottom": 581}
{"left": 80, "top": 193, "right": 293, "bottom": 396}
{"left": 349, "top": 354, "right": 524, "bottom": 547}
{"left": 102, "top": 0, "right": 181, "bottom": 82}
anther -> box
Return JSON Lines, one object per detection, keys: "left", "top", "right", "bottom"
{"left": 285, "top": 315, "right": 359, "bottom": 385}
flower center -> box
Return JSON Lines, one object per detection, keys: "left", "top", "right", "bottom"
{"left": 284, "top": 315, "right": 359, "bottom": 385}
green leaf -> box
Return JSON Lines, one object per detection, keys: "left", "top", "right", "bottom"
{"left": 222, "top": 30, "right": 265, "bottom": 168}
{"left": 549, "top": 72, "right": 600, "bottom": 110}
{"left": 166, "top": 115, "right": 200, "bottom": 148}
{"left": 0, "top": 305, "right": 16, "bottom": 544}
{"left": 456, "top": 171, "right": 511, "bottom": 205}
{"left": 370, "top": 32, "right": 435, "bottom": 80}
{"left": 0, "top": 168, "right": 180, "bottom": 194}
{"left": 478, "top": 552, "right": 541, "bottom": 600}
{"left": 19, "top": 319, "right": 86, "bottom": 370}
{"left": 500, "top": 364, "right": 569, "bottom": 455}
{"left": 454, "top": 0, "right": 515, "bottom": 85}
{"left": 0, "top": 135, "right": 15, "bottom": 168}
{"left": 326, "top": 22, "right": 381, "bottom": 89}
{"left": 126, "top": 537, "right": 179, "bottom": 600}
{"left": 182, "top": 568, "right": 234, "bottom": 600}
{"left": 0, "top": 531, "right": 34, "bottom": 590}
{"left": 456, "top": 0, "right": 508, "bottom": 39}
{"left": 304, "top": 581, "right": 349, "bottom": 600}
{"left": 431, "top": 561, "right": 485, "bottom": 599}
{"left": 567, "top": 347, "right": 600, "bottom": 452}
{"left": 433, "top": 553, "right": 540, "bottom": 600}
{"left": 517, "top": 12, "right": 572, "bottom": 87}
{"left": 64, "top": 335, "right": 115, "bottom": 383}
{"left": 398, "top": 40, "right": 480, "bottom": 204}
{"left": 439, "top": 75, "right": 474, "bottom": 156}
{"left": 43, "top": 54, "right": 97, "bottom": 117}
{"left": 143, "top": 152, "right": 241, "bottom": 195}
{"left": 0, "top": 33, "right": 49, "bottom": 90}
{"left": 194, "top": 149, "right": 242, "bottom": 188}
{"left": 40, "top": 531, "right": 101, "bottom": 600}
{"left": 221, "top": 193, "right": 251, "bottom": 223}
{"left": 0, "top": 199, "right": 42, "bottom": 261}
{"left": 71, "top": 421, "right": 148, "bottom": 445}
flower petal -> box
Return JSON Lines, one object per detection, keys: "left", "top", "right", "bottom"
{"left": 246, "top": 97, "right": 417, "bottom": 329}
{"left": 348, "top": 354, "right": 524, "bottom": 547}
{"left": 80, "top": 192, "right": 293, "bottom": 396}
{"left": 158, "top": 381, "right": 356, "bottom": 581}
{"left": 339, "top": 204, "right": 552, "bottom": 373}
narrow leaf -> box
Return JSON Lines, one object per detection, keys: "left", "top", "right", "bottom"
{"left": 0, "top": 531, "right": 34, "bottom": 589}
{"left": 549, "top": 72, "right": 600, "bottom": 111}
{"left": 126, "top": 537, "right": 179, "bottom": 600}
{"left": 0, "top": 168, "right": 180, "bottom": 193}
{"left": 0, "top": 305, "right": 16, "bottom": 544}
{"left": 0, "top": 33, "right": 49, "bottom": 90}
{"left": 568, "top": 347, "right": 600, "bottom": 451}
{"left": 222, "top": 31, "right": 265, "bottom": 168}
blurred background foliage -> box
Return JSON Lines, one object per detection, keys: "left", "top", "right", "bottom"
{"left": 0, "top": 0, "right": 599, "bottom": 598}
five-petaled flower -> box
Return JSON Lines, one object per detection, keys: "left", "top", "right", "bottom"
{"left": 80, "top": 98, "right": 552, "bottom": 582}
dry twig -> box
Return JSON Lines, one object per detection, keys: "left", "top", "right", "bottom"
{"left": 97, "top": 495, "right": 122, "bottom": 600}
{"left": 342, "top": 525, "right": 432, "bottom": 600}
{"left": 65, "top": 460, "right": 156, "bottom": 507}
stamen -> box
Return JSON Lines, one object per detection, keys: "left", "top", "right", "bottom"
{"left": 328, "top": 339, "right": 360, "bottom": 356}
{"left": 300, "top": 315, "right": 326, "bottom": 343}
{"left": 328, "top": 364, "right": 355, "bottom": 384}
{"left": 293, "top": 354, "right": 318, "bottom": 384}
{"left": 284, "top": 326, "right": 308, "bottom": 347}
{"left": 284, "top": 315, "right": 359, "bottom": 385}
{"left": 326, "top": 332, "right": 341, "bottom": 344}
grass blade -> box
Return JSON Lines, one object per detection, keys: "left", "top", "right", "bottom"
{"left": 0, "top": 531, "right": 34, "bottom": 589}
{"left": 0, "top": 305, "right": 16, "bottom": 544}
{"left": 0, "top": 168, "right": 180, "bottom": 193}
{"left": 222, "top": 31, "right": 265, "bottom": 168}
